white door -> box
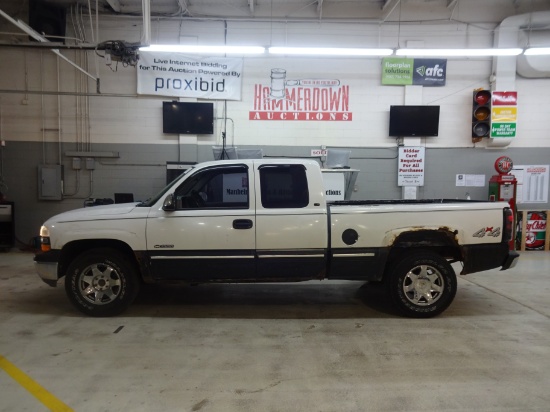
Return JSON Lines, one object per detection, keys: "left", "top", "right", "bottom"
{"left": 146, "top": 164, "right": 256, "bottom": 281}
{"left": 253, "top": 163, "right": 327, "bottom": 280}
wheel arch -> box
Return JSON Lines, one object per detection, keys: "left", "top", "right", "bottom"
{"left": 386, "top": 228, "right": 463, "bottom": 264}
{"left": 59, "top": 239, "right": 140, "bottom": 279}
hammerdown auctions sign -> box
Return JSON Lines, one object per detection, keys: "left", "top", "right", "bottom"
{"left": 137, "top": 51, "right": 243, "bottom": 100}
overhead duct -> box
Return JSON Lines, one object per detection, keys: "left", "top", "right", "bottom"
{"left": 517, "top": 27, "right": 550, "bottom": 78}
{"left": 487, "top": 11, "right": 550, "bottom": 148}
{"left": 493, "top": 10, "right": 550, "bottom": 90}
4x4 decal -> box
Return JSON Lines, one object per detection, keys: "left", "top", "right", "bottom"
{"left": 473, "top": 227, "right": 501, "bottom": 238}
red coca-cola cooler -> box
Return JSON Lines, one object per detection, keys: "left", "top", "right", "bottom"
{"left": 517, "top": 212, "right": 547, "bottom": 250}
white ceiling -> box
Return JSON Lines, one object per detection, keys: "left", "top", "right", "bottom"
{"left": 1, "top": 0, "right": 549, "bottom": 23}
{"left": 0, "top": 0, "right": 549, "bottom": 47}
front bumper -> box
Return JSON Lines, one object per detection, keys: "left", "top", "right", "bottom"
{"left": 34, "top": 262, "right": 59, "bottom": 286}
{"left": 34, "top": 250, "right": 61, "bottom": 287}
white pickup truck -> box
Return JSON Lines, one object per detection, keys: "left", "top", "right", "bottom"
{"left": 34, "top": 158, "right": 518, "bottom": 318}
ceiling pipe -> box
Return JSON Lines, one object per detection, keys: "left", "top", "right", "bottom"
{"left": 141, "top": 0, "right": 151, "bottom": 46}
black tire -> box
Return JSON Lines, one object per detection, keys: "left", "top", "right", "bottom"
{"left": 387, "top": 251, "right": 457, "bottom": 318}
{"left": 65, "top": 248, "right": 140, "bottom": 317}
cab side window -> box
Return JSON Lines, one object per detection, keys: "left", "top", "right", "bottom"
{"left": 174, "top": 165, "right": 249, "bottom": 209}
{"left": 259, "top": 165, "right": 309, "bottom": 208}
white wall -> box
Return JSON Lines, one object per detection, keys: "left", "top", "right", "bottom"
{"left": 1, "top": 16, "right": 548, "bottom": 150}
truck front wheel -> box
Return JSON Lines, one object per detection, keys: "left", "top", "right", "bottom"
{"left": 387, "top": 251, "right": 457, "bottom": 318}
{"left": 65, "top": 248, "right": 140, "bottom": 317}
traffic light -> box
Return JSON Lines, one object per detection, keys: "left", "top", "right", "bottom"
{"left": 472, "top": 89, "right": 491, "bottom": 140}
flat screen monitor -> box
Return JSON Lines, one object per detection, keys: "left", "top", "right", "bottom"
{"left": 389, "top": 105, "right": 440, "bottom": 137}
{"left": 163, "top": 102, "right": 214, "bottom": 134}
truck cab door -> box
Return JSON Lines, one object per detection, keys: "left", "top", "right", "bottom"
{"left": 254, "top": 163, "right": 328, "bottom": 280}
{"left": 145, "top": 164, "right": 256, "bottom": 282}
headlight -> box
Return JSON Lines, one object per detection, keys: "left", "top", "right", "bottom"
{"left": 39, "top": 226, "right": 51, "bottom": 251}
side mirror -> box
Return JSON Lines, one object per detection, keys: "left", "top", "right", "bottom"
{"left": 162, "top": 194, "right": 175, "bottom": 211}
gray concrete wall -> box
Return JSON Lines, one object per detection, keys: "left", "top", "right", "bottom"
{"left": 1, "top": 141, "right": 549, "bottom": 244}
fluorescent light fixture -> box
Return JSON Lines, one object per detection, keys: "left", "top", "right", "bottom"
{"left": 524, "top": 47, "right": 550, "bottom": 55}
{"left": 396, "top": 48, "right": 523, "bottom": 57}
{"left": 268, "top": 46, "right": 394, "bottom": 56}
{"left": 139, "top": 45, "right": 266, "bottom": 54}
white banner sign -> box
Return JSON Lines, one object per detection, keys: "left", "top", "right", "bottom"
{"left": 398, "top": 146, "right": 425, "bottom": 186}
{"left": 137, "top": 51, "right": 243, "bottom": 100}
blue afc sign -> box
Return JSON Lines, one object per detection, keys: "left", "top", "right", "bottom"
{"left": 412, "top": 59, "right": 446, "bottom": 87}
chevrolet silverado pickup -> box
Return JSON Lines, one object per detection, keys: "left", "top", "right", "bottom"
{"left": 34, "top": 158, "right": 519, "bottom": 317}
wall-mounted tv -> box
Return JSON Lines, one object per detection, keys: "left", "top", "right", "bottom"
{"left": 389, "top": 105, "right": 440, "bottom": 137}
{"left": 163, "top": 102, "right": 214, "bottom": 134}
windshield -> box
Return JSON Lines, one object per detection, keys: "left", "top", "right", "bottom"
{"left": 137, "top": 167, "right": 195, "bottom": 207}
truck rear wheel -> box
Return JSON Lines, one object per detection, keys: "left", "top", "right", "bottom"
{"left": 387, "top": 251, "right": 457, "bottom": 318}
{"left": 65, "top": 248, "right": 140, "bottom": 317}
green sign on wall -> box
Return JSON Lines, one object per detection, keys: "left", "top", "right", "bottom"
{"left": 491, "top": 122, "right": 517, "bottom": 137}
{"left": 382, "top": 58, "right": 414, "bottom": 85}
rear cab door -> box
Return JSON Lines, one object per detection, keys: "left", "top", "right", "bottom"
{"left": 253, "top": 159, "right": 328, "bottom": 280}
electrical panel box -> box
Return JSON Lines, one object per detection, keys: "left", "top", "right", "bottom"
{"left": 72, "top": 157, "right": 81, "bottom": 170}
{"left": 38, "top": 165, "right": 63, "bottom": 200}
{"left": 86, "top": 158, "right": 95, "bottom": 170}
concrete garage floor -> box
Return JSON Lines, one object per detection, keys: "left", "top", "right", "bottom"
{"left": 1, "top": 251, "right": 550, "bottom": 412}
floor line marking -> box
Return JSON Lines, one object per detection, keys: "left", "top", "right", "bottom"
{"left": 0, "top": 354, "right": 74, "bottom": 412}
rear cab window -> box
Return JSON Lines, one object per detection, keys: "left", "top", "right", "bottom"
{"left": 259, "top": 164, "right": 309, "bottom": 208}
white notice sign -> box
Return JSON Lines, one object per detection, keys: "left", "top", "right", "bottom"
{"left": 512, "top": 165, "right": 549, "bottom": 204}
{"left": 456, "top": 174, "right": 486, "bottom": 187}
{"left": 398, "top": 147, "right": 425, "bottom": 187}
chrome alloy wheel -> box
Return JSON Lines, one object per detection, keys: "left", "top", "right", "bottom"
{"left": 402, "top": 264, "right": 444, "bottom": 306}
{"left": 78, "top": 263, "right": 122, "bottom": 305}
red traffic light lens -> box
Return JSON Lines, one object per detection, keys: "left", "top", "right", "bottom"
{"left": 474, "top": 90, "right": 491, "bottom": 105}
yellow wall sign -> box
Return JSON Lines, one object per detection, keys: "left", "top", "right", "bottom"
{"left": 492, "top": 107, "right": 517, "bottom": 122}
